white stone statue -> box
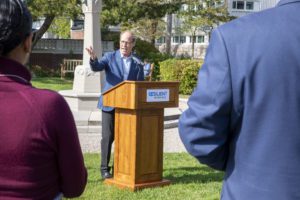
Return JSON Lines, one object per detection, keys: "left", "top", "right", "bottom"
{"left": 72, "top": 0, "right": 102, "bottom": 93}
{"left": 60, "top": 0, "right": 104, "bottom": 112}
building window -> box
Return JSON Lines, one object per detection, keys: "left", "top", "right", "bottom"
{"left": 189, "top": 36, "right": 204, "bottom": 43}
{"left": 157, "top": 37, "right": 165, "bottom": 43}
{"left": 180, "top": 36, "right": 186, "bottom": 43}
{"left": 197, "top": 36, "right": 205, "bottom": 43}
{"left": 173, "top": 36, "right": 179, "bottom": 43}
{"left": 173, "top": 36, "right": 186, "bottom": 43}
{"left": 237, "top": 1, "right": 244, "bottom": 9}
{"left": 246, "top": 1, "right": 254, "bottom": 10}
{"left": 232, "top": 1, "right": 254, "bottom": 10}
{"left": 232, "top": 1, "right": 237, "bottom": 9}
{"left": 180, "top": 4, "right": 188, "bottom": 11}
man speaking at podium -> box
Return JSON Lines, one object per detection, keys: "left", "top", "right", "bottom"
{"left": 86, "top": 31, "right": 144, "bottom": 179}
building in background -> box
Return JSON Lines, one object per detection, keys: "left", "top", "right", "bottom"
{"left": 31, "top": 18, "right": 114, "bottom": 70}
{"left": 156, "top": 0, "right": 280, "bottom": 59}
{"left": 228, "top": 0, "right": 280, "bottom": 17}
{"left": 71, "top": 19, "right": 84, "bottom": 39}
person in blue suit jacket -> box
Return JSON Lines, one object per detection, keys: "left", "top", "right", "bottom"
{"left": 143, "top": 59, "right": 151, "bottom": 77}
{"left": 86, "top": 31, "right": 144, "bottom": 179}
{"left": 179, "top": 1, "right": 300, "bottom": 199}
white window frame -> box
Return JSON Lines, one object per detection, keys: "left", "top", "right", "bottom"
{"left": 196, "top": 35, "right": 205, "bottom": 43}
{"left": 157, "top": 37, "right": 165, "bottom": 44}
{"left": 232, "top": 1, "right": 255, "bottom": 11}
{"left": 172, "top": 36, "right": 180, "bottom": 44}
{"left": 179, "top": 36, "right": 186, "bottom": 44}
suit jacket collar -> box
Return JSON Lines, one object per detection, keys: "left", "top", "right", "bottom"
{"left": 116, "top": 49, "right": 122, "bottom": 59}
{"left": 278, "top": 0, "right": 300, "bottom": 6}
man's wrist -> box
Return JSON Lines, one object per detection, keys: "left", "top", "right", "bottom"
{"left": 90, "top": 57, "right": 98, "bottom": 62}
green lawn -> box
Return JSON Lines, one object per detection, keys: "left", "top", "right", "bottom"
{"left": 67, "top": 153, "right": 223, "bottom": 200}
{"left": 31, "top": 78, "right": 220, "bottom": 199}
{"left": 31, "top": 77, "right": 73, "bottom": 91}
{"left": 31, "top": 77, "right": 191, "bottom": 100}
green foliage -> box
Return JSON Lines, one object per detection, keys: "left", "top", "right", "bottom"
{"left": 29, "top": 65, "right": 60, "bottom": 78}
{"left": 101, "top": 1, "right": 182, "bottom": 46}
{"left": 160, "top": 59, "right": 202, "bottom": 94}
{"left": 160, "top": 59, "right": 185, "bottom": 81}
{"left": 180, "top": 64, "right": 201, "bottom": 95}
{"left": 26, "top": 0, "right": 81, "bottom": 20}
{"left": 134, "top": 39, "right": 173, "bottom": 81}
{"left": 144, "top": 53, "right": 173, "bottom": 81}
{"left": 134, "top": 39, "right": 160, "bottom": 59}
{"left": 25, "top": 0, "right": 81, "bottom": 45}
{"left": 63, "top": 153, "right": 223, "bottom": 200}
{"left": 177, "top": 0, "right": 235, "bottom": 57}
{"left": 179, "top": 0, "right": 235, "bottom": 32}
{"left": 122, "top": 19, "right": 166, "bottom": 45}
{"left": 48, "top": 18, "right": 71, "bottom": 39}
{"left": 101, "top": 0, "right": 182, "bottom": 26}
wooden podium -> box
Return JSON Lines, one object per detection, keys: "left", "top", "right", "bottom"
{"left": 103, "top": 81, "right": 179, "bottom": 191}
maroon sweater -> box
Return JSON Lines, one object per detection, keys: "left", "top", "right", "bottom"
{"left": 0, "top": 58, "right": 87, "bottom": 199}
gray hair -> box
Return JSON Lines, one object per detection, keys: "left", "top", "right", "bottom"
{"left": 120, "top": 30, "right": 136, "bottom": 44}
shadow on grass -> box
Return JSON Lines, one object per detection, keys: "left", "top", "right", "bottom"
{"left": 164, "top": 166, "right": 224, "bottom": 184}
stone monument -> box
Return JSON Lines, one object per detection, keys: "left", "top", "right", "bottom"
{"left": 59, "top": 0, "right": 104, "bottom": 137}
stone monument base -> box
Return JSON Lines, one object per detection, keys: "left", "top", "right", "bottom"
{"left": 59, "top": 90, "right": 100, "bottom": 111}
{"left": 59, "top": 90, "right": 102, "bottom": 137}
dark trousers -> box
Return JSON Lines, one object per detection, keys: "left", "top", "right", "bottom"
{"left": 101, "top": 110, "right": 115, "bottom": 172}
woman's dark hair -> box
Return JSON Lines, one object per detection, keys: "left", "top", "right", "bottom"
{"left": 0, "top": 0, "right": 32, "bottom": 56}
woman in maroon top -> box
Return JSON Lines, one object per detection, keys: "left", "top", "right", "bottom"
{"left": 0, "top": 0, "right": 87, "bottom": 199}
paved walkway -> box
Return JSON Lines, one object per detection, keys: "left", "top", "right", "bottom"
{"left": 76, "top": 98, "right": 189, "bottom": 153}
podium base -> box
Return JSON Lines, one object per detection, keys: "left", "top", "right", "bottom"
{"left": 104, "top": 179, "right": 171, "bottom": 191}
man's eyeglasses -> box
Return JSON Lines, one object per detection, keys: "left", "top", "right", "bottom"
{"left": 120, "top": 40, "right": 133, "bottom": 45}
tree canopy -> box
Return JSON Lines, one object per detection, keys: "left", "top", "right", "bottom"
{"left": 25, "top": 0, "right": 234, "bottom": 53}
{"left": 178, "top": 0, "right": 234, "bottom": 57}
{"left": 101, "top": 0, "right": 182, "bottom": 26}
{"left": 179, "top": 0, "right": 233, "bottom": 33}
{"left": 25, "top": 0, "right": 81, "bottom": 45}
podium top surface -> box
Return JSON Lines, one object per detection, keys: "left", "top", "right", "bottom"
{"left": 103, "top": 81, "right": 179, "bottom": 109}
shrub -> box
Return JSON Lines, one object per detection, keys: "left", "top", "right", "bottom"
{"left": 29, "top": 65, "right": 60, "bottom": 78}
{"left": 159, "top": 59, "right": 203, "bottom": 95}
{"left": 134, "top": 39, "right": 173, "bottom": 81}
{"left": 159, "top": 59, "right": 184, "bottom": 81}
{"left": 147, "top": 52, "right": 173, "bottom": 81}
{"left": 134, "top": 39, "right": 159, "bottom": 59}
{"left": 180, "top": 64, "right": 201, "bottom": 95}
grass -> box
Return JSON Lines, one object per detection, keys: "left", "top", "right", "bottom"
{"left": 31, "top": 77, "right": 73, "bottom": 91}
{"left": 31, "top": 78, "right": 221, "bottom": 199}
{"left": 32, "top": 77, "right": 190, "bottom": 99}
{"left": 67, "top": 153, "right": 224, "bottom": 200}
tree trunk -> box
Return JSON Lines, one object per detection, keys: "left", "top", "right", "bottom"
{"left": 191, "top": 28, "right": 197, "bottom": 59}
{"left": 191, "top": 35, "right": 195, "bottom": 59}
{"left": 166, "top": 14, "right": 172, "bottom": 55}
{"left": 32, "top": 15, "right": 55, "bottom": 48}
{"left": 150, "top": 21, "right": 158, "bottom": 45}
